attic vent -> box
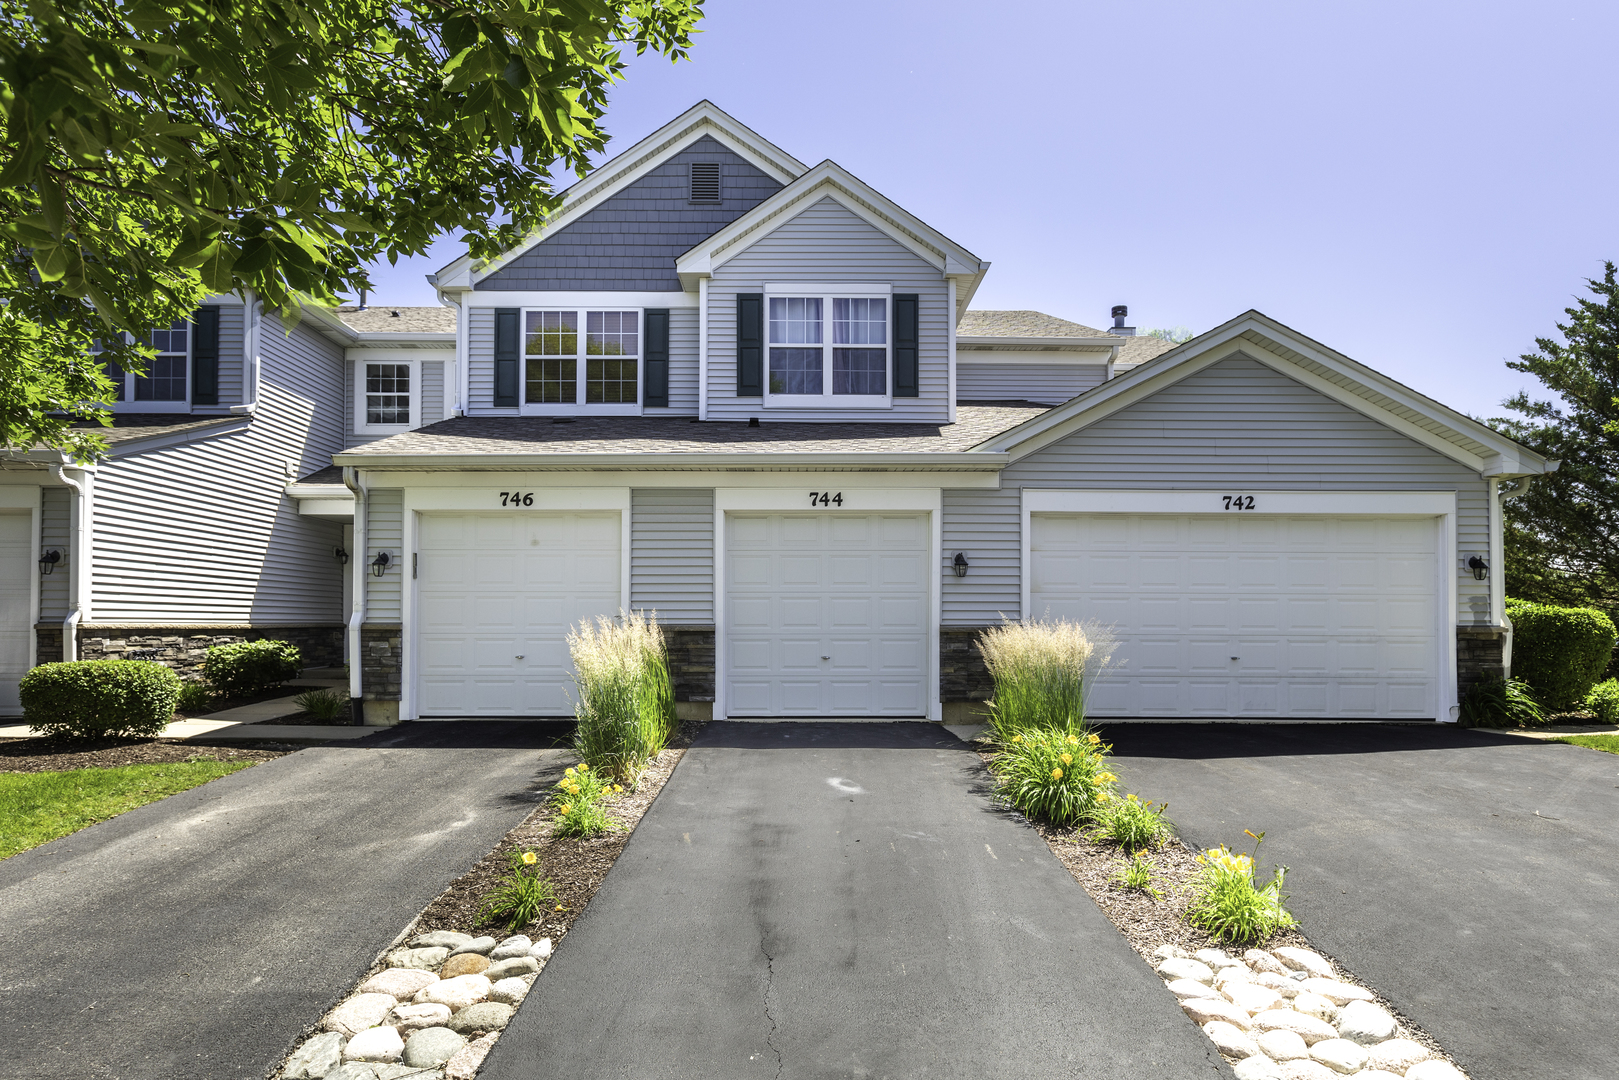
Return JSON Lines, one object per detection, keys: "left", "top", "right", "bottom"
{"left": 689, "top": 161, "right": 721, "bottom": 203}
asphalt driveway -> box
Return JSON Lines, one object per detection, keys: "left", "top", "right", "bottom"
{"left": 481, "top": 721, "right": 1228, "bottom": 1080}
{"left": 0, "top": 721, "right": 571, "bottom": 1080}
{"left": 1102, "top": 723, "right": 1619, "bottom": 1080}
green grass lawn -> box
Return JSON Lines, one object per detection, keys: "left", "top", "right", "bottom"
{"left": 0, "top": 760, "right": 257, "bottom": 859}
{"left": 1550, "top": 734, "right": 1619, "bottom": 755}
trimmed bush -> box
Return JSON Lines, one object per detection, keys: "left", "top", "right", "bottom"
{"left": 21, "top": 660, "right": 181, "bottom": 739}
{"left": 1585, "top": 679, "right": 1619, "bottom": 724}
{"left": 1458, "top": 677, "right": 1546, "bottom": 729}
{"left": 202, "top": 639, "right": 302, "bottom": 698}
{"left": 1506, "top": 599, "right": 1617, "bottom": 711}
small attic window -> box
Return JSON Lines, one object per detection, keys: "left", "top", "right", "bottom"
{"left": 689, "top": 161, "right": 721, "bottom": 203}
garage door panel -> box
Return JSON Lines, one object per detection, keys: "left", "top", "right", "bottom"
{"left": 830, "top": 557, "right": 872, "bottom": 586}
{"left": 877, "top": 597, "right": 925, "bottom": 629}
{"left": 1031, "top": 512, "right": 1438, "bottom": 719}
{"left": 779, "top": 598, "right": 823, "bottom": 628}
{"left": 829, "top": 598, "right": 871, "bottom": 627}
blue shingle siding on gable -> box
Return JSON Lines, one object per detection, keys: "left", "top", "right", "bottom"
{"left": 475, "top": 136, "right": 784, "bottom": 292}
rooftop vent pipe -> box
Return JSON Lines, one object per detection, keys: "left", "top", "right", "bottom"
{"left": 1108, "top": 305, "right": 1135, "bottom": 337}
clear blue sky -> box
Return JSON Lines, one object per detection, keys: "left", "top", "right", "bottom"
{"left": 361, "top": 0, "right": 1619, "bottom": 421}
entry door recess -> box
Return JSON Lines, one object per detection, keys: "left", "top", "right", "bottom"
{"left": 0, "top": 510, "right": 31, "bottom": 715}
{"left": 417, "top": 512, "right": 621, "bottom": 716}
{"left": 726, "top": 513, "right": 929, "bottom": 717}
{"left": 1030, "top": 513, "right": 1439, "bottom": 718}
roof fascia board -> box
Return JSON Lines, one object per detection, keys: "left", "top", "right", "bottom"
{"left": 957, "top": 335, "right": 1119, "bottom": 350}
{"left": 348, "top": 333, "right": 456, "bottom": 347}
{"left": 106, "top": 416, "right": 251, "bottom": 457}
{"left": 332, "top": 451, "right": 1010, "bottom": 472}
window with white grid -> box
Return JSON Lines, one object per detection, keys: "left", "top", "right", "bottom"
{"left": 764, "top": 287, "right": 890, "bottom": 406}
{"left": 521, "top": 309, "right": 640, "bottom": 410}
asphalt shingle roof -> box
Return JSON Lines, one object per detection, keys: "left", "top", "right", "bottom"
{"left": 958, "top": 310, "right": 1108, "bottom": 338}
{"left": 72, "top": 413, "right": 244, "bottom": 445}
{"left": 336, "top": 305, "right": 457, "bottom": 334}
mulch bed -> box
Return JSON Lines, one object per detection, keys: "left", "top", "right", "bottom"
{"left": 407, "top": 721, "right": 697, "bottom": 948}
{"left": 0, "top": 737, "right": 290, "bottom": 774}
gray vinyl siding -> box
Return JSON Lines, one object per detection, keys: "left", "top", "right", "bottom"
{"left": 941, "top": 355, "right": 1492, "bottom": 626}
{"left": 191, "top": 302, "right": 246, "bottom": 414}
{"left": 476, "top": 136, "right": 783, "bottom": 292}
{"left": 363, "top": 488, "right": 403, "bottom": 624}
{"left": 705, "top": 197, "right": 950, "bottom": 423}
{"left": 956, "top": 362, "right": 1106, "bottom": 405}
{"left": 89, "top": 312, "right": 345, "bottom": 623}
{"left": 347, "top": 355, "right": 452, "bottom": 447}
{"left": 421, "top": 361, "right": 446, "bottom": 424}
{"left": 38, "top": 487, "right": 70, "bottom": 621}
{"left": 465, "top": 307, "right": 509, "bottom": 414}
{"left": 630, "top": 488, "right": 714, "bottom": 623}
{"left": 656, "top": 307, "right": 700, "bottom": 414}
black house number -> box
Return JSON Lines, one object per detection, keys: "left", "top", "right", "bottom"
{"left": 1222, "top": 495, "right": 1256, "bottom": 510}
{"left": 809, "top": 491, "right": 844, "bottom": 507}
{"left": 499, "top": 492, "right": 534, "bottom": 507}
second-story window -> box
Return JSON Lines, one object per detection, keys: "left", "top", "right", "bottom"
{"left": 365, "top": 363, "right": 411, "bottom": 425}
{"left": 765, "top": 287, "right": 890, "bottom": 408}
{"left": 523, "top": 309, "right": 640, "bottom": 411}
{"left": 95, "top": 320, "right": 191, "bottom": 411}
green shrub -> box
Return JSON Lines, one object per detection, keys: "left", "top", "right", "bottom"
{"left": 1458, "top": 677, "right": 1546, "bottom": 728}
{"left": 550, "top": 763, "right": 621, "bottom": 838}
{"left": 1090, "top": 792, "right": 1174, "bottom": 852}
{"left": 21, "top": 660, "right": 181, "bottom": 739}
{"left": 202, "top": 639, "right": 302, "bottom": 698}
{"left": 977, "top": 617, "right": 1114, "bottom": 740}
{"left": 569, "top": 610, "right": 676, "bottom": 782}
{"left": 293, "top": 688, "right": 348, "bottom": 722}
{"left": 1585, "top": 679, "right": 1619, "bottom": 724}
{"left": 1185, "top": 832, "right": 1297, "bottom": 946}
{"left": 990, "top": 724, "right": 1115, "bottom": 826}
{"left": 175, "top": 680, "right": 215, "bottom": 714}
{"left": 1506, "top": 599, "right": 1618, "bottom": 711}
{"left": 479, "top": 849, "right": 557, "bottom": 933}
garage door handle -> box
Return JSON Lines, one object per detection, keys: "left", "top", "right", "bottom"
{"left": 516, "top": 655, "right": 525, "bottom": 660}
{"left": 821, "top": 655, "right": 830, "bottom": 660}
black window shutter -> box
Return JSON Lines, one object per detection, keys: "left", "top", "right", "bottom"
{"left": 494, "top": 308, "right": 520, "bottom": 408}
{"left": 736, "top": 293, "right": 763, "bottom": 396}
{"left": 643, "top": 309, "right": 669, "bottom": 408}
{"left": 893, "top": 293, "right": 919, "bottom": 397}
{"left": 191, "top": 305, "right": 219, "bottom": 405}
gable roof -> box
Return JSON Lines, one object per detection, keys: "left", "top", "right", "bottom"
{"left": 336, "top": 306, "right": 456, "bottom": 334}
{"left": 674, "top": 160, "right": 990, "bottom": 319}
{"left": 972, "top": 309, "right": 1556, "bottom": 478}
{"left": 431, "top": 101, "right": 809, "bottom": 290}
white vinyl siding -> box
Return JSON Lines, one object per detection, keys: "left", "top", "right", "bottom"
{"left": 956, "top": 362, "right": 1106, "bottom": 404}
{"left": 631, "top": 488, "right": 714, "bottom": 623}
{"left": 192, "top": 302, "right": 246, "bottom": 414}
{"left": 466, "top": 307, "right": 509, "bottom": 414}
{"left": 364, "top": 488, "right": 403, "bottom": 625}
{"left": 706, "top": 197, "right": 949, "bottom": 422}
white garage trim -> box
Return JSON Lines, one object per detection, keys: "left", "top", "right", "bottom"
{"left": 400, "top": 485, "right": 630, "bottom": 720}
{"left": 714, "top": 486, "right": 942, "bottom": 721}
{"left": 1019, "top": 489, "right": 1458, "bottom": 720}
{"left": 0, "top": 493, "right": 42, "bottom": 716}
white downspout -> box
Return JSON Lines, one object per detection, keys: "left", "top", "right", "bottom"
{"left": 49, "top": 463, "right": 90, "bottom": 661}
{"left": 343, "top": 466, "right": 368, "bottom": 710}
{"left": 1496, "top": 476, "right": 1534, "bottom": 677}
{"left": 946, "top": 278, "right": 958, "bottom": 424}
{"left": 697, "top": 276, "right": 709, "bottom": 422}
{"left": 440, "top": 290, "right": 466, "bottom": 416}
{"left": 1106, "top": 344, "right": 1119, "bottom": 381}
{"left": 230, "top": 290, "right": 261, "bottom": 416}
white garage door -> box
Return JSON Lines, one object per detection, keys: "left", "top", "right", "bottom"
{"left": 0, "top": 510, "right": 31, "bottom": 715}
{"left": 1030, "top": 513, "right": 1439, "bottom": 718}
{"left": 417, "top": 512, "right": 621, "bottom": 716}
{"left": 726, "top": 513, "right": 930, "bottom": 717}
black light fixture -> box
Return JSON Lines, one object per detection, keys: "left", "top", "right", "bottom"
{"left": 371, "top": 551, "right": 392, "bottom": 578}
{"left": 39, "top": 549, "right": 60, "bottom": 575}
{"left": 1467, "top": 555, "right": 1489, "bottom": 581}
{"left": 335, "top": 546, "right": 349, "bottom": 565}
{"left": 952, "top": 552, "right": 970, "bottom": 578}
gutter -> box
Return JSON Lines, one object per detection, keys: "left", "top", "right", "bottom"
{"left": 48, "top": 463, "right": 90, "bottom": 661}
{"left": 329, "top": 451, "right": 1012, "bottom": 473}
{"left": 342, "top": 466, "right": 367, "bottom": 714}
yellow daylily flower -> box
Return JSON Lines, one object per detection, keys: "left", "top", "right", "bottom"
{"left": 1051, "top": 767, "right": 1063, "bottom": 780}
{"left": 1060, "top": 753, "right": 1072, "bottom": 765}
{"left": 522, "top": 852, "right": 537, "bottom": 865}
{"left": 564, "top": 766, "right": 574, "bottom": 776}
{"left": 559, "top": 803, "right": 572, "bottom": 813}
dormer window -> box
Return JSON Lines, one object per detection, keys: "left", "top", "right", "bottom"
{"left": 689, "top": 161, "right": 721, "bottom": 203}
{"left": 763, "top": 284, "right": 891, "bottom": 409}
{"left": 518, "top": 308, "right": 642, "bottom": 414}
{"left": 354, "top": 356, "right": 419, "bottom": 432}
{"left": 95, "top": 321, "right": 192, "bottom": 412}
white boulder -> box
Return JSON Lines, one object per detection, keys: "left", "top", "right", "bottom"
{"left": 1252, "top": 1008, "right": 1338, "bottom": 1045}
{"left": 490, "top": 976, "right": 531, "bottom": 1005}
{"left": 1167, "top": 977, "right": 1221, "bottom": 1000}
{"left": 1308, "top": 1037, "right": 1369, "bottom": 1074}
{"left": 325, "top": 993, "right": 397, "bottom": 1037}
{"left": 1404, "top": 1059, "right": 1469, "bottom": 1080}
{"left": 1180, "top": 995, "right": 1252, "bottom": 1030}
{"left": 1244, "top": 948, "right": 1289, "bottom": 974}
{"left": 1364, "top": 1038, "right": 1431, "bottom": 1072}
{"left": 414, "top": 973, "right": 492, "bottom": 1011}
{"left": 1298, "top": 978, "right": 1374, "bottom": 1006}
{"left": 343, "top": 1025, "right": 404, "bottom": 1063}
{"left": 1292, "top": 991, "right": 1339, "bottom": 1023}
{"left": 1232, "top": 1056, "right": 1283, "bottom": 1080}
{"left": 1256, "top": 1027, "right": 1310, "bottom": 1061}
{"left": 1204, "top": 1019, "right": 1262, "bottom": 1058}
{"left": 1224, "top": 982, "right": 1283, "bottom": 1014}
{"left": 1157, "top": 957, "right": 1216, "bottom": 984}
{"left": 1273, "top": 947, "right": 1336, "bottom": 978}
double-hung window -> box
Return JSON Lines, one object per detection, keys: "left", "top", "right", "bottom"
{"left": 354, "top": 355, "right": 419, "bottom": 433}
{"left": 522, "top": 308, "right": 641, "bottom": 412}
{"left": 96, "top": 321, "right": 192, "bottom": 410}
{"left": 764, "top": 285, "right": 891, "bottom": 408}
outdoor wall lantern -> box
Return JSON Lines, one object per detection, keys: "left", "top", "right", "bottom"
{"left": 39, "top": 549, "right": 60, "bottom": 575}
{"left": 371, "top": 551, "right": 392, "bottom": 577}
{"left": 1467, "top": 555, "right": 1489, "bottom": 581}
{"left": 335, "top": 546, "right": 349, "bottom": 565}
{"left": 952, "top": 552, "right": 970, "bottom": 578}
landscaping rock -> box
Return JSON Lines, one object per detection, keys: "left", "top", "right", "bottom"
{"left": 1203, "top": 1020, "right": 1261, "bottom": 1059}
{"left": 376, "top": 1067, "right": 444, "bottom": 1080}
{"left": 447, "top": 1001, "right": 514, "bottom": 1035}
{"left": 484, "top": 956, "right": 539, "bottom": 981}
{"left": 1404, "top": 1061, "right": 1468, "bottom": 1080}
{"left": 284, "top": 1031, "right": 346, "bottom": 1079}
{"left": 1153, "top": 943, "right": 1191, "bottom": 961}
{"left": 1256, "top": 972, "right": 1303, "bottom": 998}
{"left": 327, "top": 993, "right": 398, "bottom": 1037}
{"left": 447, "top": 936, "right": 496, "bottom": 958}
{"left": 402, "top": 1027, "right": 467, "bottom": 1068}
{"left": 1334, "top": 1000, "right": 1397, "bottom": 1045}
{"left": 489, "top": 977, "right": 530, "bottom": 1005}
{"left": 1224, "top": 982, "right": 1283, "bottom": 1014}
{"left": 1252, "top": 1009, "right": 1338, "bottom": 1045}
{"left": 529, "top": 938, "right": 553, "bottom": 960}
{"left": 411, "top": 931, "right": 472, "bottom": 951}
{"left": 1274, "top": 947, "right": 1335, "bottom": 978}
{"left": 1166, "top": 977, "right": 1221, "bottom": 1000}
{"left": 1257, "top": 1027, "right": 1310, "bottom": 1061}
{"left": 489, "top": 935, "right": 532, "bottom": 961}
{"left": 388, "top": 948, "right": 449, "bottom": 971}
{"left": 1194, "top": 948, "right": 1244, "bottom": 970}
{"left": 391, "top": 1002, "right": 453, "bottom": 1033}
{"left": 1215, "top": 965, "right": 1256, "bottom": 988}
{"left": 1309, "top": 1037, "right": 1369, "bottom": 1074}
{"left": 1232, "top": 1057, "right": 1283, "bottom": 1080}
{"left": 1349, "top": 1072, "right": 1404, "bottom": 1080}
{"left": 1157, "top": 957, "right": 1216, "bottom": 984}
{"left": 1275, "top": 1060, "right": 1339, "bottom": 1080}
{"left": 344, "top": 1026, "right": 404, "bottom": 1064}
{"left": 1245, "top": 949, "right": 1289, "bottom": 975}
{"left": 1293, "top": 991, "right": 1339, "bottom": 1022}
{"left": 415, "top": 974, "right": 491, "bottom": 1011}
{"left": 1180, "top": 996, "right": 1251, "bottom": 1030}
{"left": 439, "top": 953, "right": 490, "bottom": 979}
{"left": 444, "top": 1033, "right": 498, "bottom": 1080}
{"left": 326, "top": 1066, "right": 381, "bottom": 1080}
{"left": 359, "top": 969, "right": 439, "bottom": 1000}
{"left": 1299, "top": 978, "right": 1375, "bottom": 1006}
{"left": 1364, "top": 1038, "right": 1431, "bottom": 1072}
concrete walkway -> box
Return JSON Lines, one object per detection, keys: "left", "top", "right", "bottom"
{"left": 481, "top": 722, "right": 1227, "bottom": 1080}
{"left": 1103, "top": 722, "right": 1619, "bottom": 1080}
{"left": 0, "top": 720, "right": 571, "bottom": 1080}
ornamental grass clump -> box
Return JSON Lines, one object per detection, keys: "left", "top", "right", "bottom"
{"left": 976, "top": 617, "right": 1115, "bottom": 740}
{"left": 990, "top": 725, "right": 1116, "bottom": 826}
{"left": 550, "top": 763, "right": 623, "bottom": 839}
{"left": 479, "top": 849, "right": 557, "bottom": 933}
{"left": 1090, "top": 792, "right": 1174, "bottom": 852}
{"left": 568, "top": 609, "right": 677, "bottom": 782}
{"left": 1458, "top": 677, "right": 1546, "bottom": 728}
{"left": 1186, "top": 830, "right": 1297, "bottom": 945}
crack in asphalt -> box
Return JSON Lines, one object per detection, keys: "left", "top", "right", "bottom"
{"left": 760, "top": 933, "right": 783, "bottom": 1078}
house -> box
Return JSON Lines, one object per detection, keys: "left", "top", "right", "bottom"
{"left": 1, "top": 100, "right": 1554, "bottom": 724}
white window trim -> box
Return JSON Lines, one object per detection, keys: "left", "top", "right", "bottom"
{"left": 763, "top": 283, "right": 893, "bottom": 410}
{"left": 518, "top": 306, "right": 644, "bottom": 416}
{"left": 108, "top": 329, "right": 191, "bottom": 414}
{"left": 355, "top": 356, "right": 421, "bottom": 434}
